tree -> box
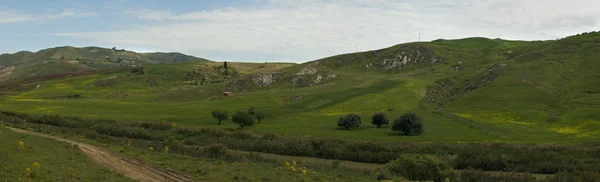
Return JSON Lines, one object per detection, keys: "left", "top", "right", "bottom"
{"left": 255, "top": 112, "right": 265, "bottom": 123}
{"left": 391, "top": 113, "right": 424, "bottom": 135}
{"left": 211, "top": 110, "right": 229, "bottom": 125}
{"left": 371, "top": 112, "right": 390, "bottom": 128}
{"left": 247, "top": 106, "right": 256, "bottom": 115}
{"left": 224, "top": 61, "right": 228, "bottom": 69}
{"left": 337, "top": 114, "right": 361, "bottom": 130}
{"left": 232, "top": 111, "right": 255, "bottom": 129}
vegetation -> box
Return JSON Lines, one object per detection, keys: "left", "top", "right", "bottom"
{"left": 3, "top": 32, "right": 600, "bottom": 181}
{"left": 338, "top": 114, "right": 362, "bottom": 130}
{"left": 0, "top": 126, "right": 132, "bottom": 181}
{"left": 371, "top": 112, "right": 389, "bottom": 128}
{"left": 232, "top": 111, "right": 255, "bottom": 130}
{"left": 391, "top": 113, "right": 424, "bottom": 136}
{"left": 385, "top": 154, "right": 455, "bottom": 182}
{"left": 211, "top": 110, "right": 229, "bottom": 125}
{"left": 255, "top": 112, "right": 265, "bottom": 123}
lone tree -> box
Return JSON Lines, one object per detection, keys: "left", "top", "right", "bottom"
{"left": 232, "top": 111, "right": 255, "bottom": 130}
{"left": 338, "top": 114, "right": 362, "bottom": 130}
{"left": 211, "top": 110, "right": 229, "bottom": 125}
{"left": 224, "top": 61, "right": 228, "bottom": 69}
{"left": 255, "top": 112, "right": 265, "bottom": 123}
{"left": 371, "top": 112, "right": 390, "bottom": 128}
{"left": 392, "top": 113, "right": 424, "bottom": 135}
{"left": 247, "top": 106, "right": 256, "bottom": 115}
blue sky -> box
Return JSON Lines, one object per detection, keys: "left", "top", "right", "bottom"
{"left": 2, "top": 0, "right": 599, "bottom": 63}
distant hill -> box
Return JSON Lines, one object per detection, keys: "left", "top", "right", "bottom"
{"left": 0, "top": 46, "right": 211, "bottom": 83}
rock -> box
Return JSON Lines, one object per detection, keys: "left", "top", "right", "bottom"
{"left": 252, "top": 72, "right": 283, "bottom": 86}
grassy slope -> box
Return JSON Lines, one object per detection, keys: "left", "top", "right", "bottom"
{"left": 0, "top": 127, "right": 132, "bottom": 181}
{"left": 1, "top": 32, "right": 600, "bottom": 143}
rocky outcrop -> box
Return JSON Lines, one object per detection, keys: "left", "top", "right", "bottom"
{"left": 0, "top": 66, "right": 16, "bottom": 82}
{"left": 252, "top": 72, "right": 283, "bottom": 86}
{"left": 426, "top": 63, "right": 509, "bottom": 105}
{"left": 227, "top": 72, "right": 283, "bottom": 92}
{"left": 378, "top": 48, "right": 444, "bottom": 71}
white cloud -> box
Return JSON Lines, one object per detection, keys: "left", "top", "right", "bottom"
{"left": 58, "top": 0, "right": 600, "bottom": 62}
{"left": 0, "top": 9, "right": 97, "bottom": 24}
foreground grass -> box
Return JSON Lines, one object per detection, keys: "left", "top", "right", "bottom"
{"left": 104, "top": 144, "right": 380, "bottom": 182}
{"left": 0, "top": 126, "right": 132, "bottom": 181}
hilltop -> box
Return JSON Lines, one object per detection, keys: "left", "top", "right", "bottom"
{"left": 0, "top": 31, "right": 599, "bottom": 143}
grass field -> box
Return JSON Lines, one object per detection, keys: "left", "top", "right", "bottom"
{"left": 0, "top": 126, "right": 132, "bottom": 181}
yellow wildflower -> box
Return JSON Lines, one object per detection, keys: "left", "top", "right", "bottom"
{"left": 289, "top": 166, "right": 296, "bottom": 171}
{"left": 292, "top": 161, "right": 297, "bottom": 167}
{"left": 18, "top": 140, "right": 25, "bottom": 150}
{"left": 33, "top": 162, "right": 40, "bottom": 169}
{"left": 26, "top": 168, "right": 31, "bottom": 173}
{"left": 164, "top": 146, "right": 169, "bottom": 153}
{"left": 445, "top": 177, "right": 450, "bottom": 182}
{"left": 149, "top": 146, "right": 154, "bottom": 151}
{"left": 128, "top": 140, "right": 131, "bottom": 147}
{"left": 283, "top": 161, "right": 290, "bottom": 167}
{"left": 302, "top": 170, "right": 307, "bottom": 175}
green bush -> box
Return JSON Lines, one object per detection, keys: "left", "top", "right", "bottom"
{"left": 231, "top": 111, "right": 255, "bottom": 130}
{"left": 391, "top": 113, "right": 424, "bottom": 135}
{"left": 459, "top": 169, "right": 536, "bottom": 182}
{"left": 371, "top": 112, "right": 390, "bottom": 128}
{"left": 338, "top": 114, "right": 361, "bottom": 130}
{"left": 547, "top": 171, "right": 600, "bottom": 182}
{"left": 386, "top": 154, "right": 455, "bottom": 182}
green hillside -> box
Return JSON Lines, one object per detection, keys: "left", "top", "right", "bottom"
{"left": 1, "top": 31, "right": 600, "bottom": 143}
{"left": 0, "top": 46, "right": 211, "bottom": 84}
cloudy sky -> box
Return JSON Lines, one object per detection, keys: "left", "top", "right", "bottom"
{"left": 1, "top": 0, "right": 599, "bottom": 63}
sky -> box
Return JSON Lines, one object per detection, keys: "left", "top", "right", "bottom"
{"left": 1, "top": 0, "right": 599, "bottom": 63}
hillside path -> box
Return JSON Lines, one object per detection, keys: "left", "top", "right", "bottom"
{"left": 8, "top": 127, "right": 195, "bottom": 182}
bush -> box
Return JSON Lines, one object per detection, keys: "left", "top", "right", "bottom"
{"left": 547, "top": 171, "right": 600, "bottom": 182}
{"left": 232, "top": 111, "right": 255, "bottom": 130}
{"left": 459, "top": 170, "right": 536, "bottom": 182}
{"left": 337, "top": 114, "right": 361, "bottom": 130}
{"left": 386, "top": 154, "right": 455, "bottom": 182}
{"left": 391, "top": 113, "right": 423, "bottom": 135}
{"left": 371, "top": 112, "right": 389, "bottom": 128}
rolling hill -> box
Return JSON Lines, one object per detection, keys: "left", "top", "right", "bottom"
{"left": 1, "top": 31, "right": 599, "bottom": 143}
{"left": 0, "top": 46, "right": 211, "bottom": 84}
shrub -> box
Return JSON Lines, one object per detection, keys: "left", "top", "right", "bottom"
{"left": 371, "top": 112, "right": 390, "bottom": 128}
{"left": 337, "top": 114, "right": 361, "bottom": 130}
{"left": 547, "top": 171, "right": 600, "bottom": 182}
{"left": 232, "top": 111, "right": 255, "bottom": 130}
{"left": 391, "top": 113, "right": 424, "bottom": 135}
{"left": 386, "top": 154, "right": 455, "bottom": 182}
{"left": 459, "top": 169, "right": 536, "bottom": 182}
{"left": 205, "top": 143, "right": 230, "bottom": 158}
{"left": 211, "top": 110, "right": 229, "bottom": 125}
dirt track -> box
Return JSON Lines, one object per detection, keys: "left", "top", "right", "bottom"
{"left": 8, "top": 127, "right": 195, "bottom": 182}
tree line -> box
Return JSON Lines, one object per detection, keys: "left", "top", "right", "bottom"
{"left": 338, "top": 112, "right": 424, "bottom": 136}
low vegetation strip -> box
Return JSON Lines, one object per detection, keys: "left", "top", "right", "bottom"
{"left": 2, "top": 111, "right": 600, "bottom": 181}
{"left": 6, "top": 126, "right": 195, "bottom": 182}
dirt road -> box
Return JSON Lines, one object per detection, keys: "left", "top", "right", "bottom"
{"left": 8, "top": 127, "right": 195, "bottom": 182}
